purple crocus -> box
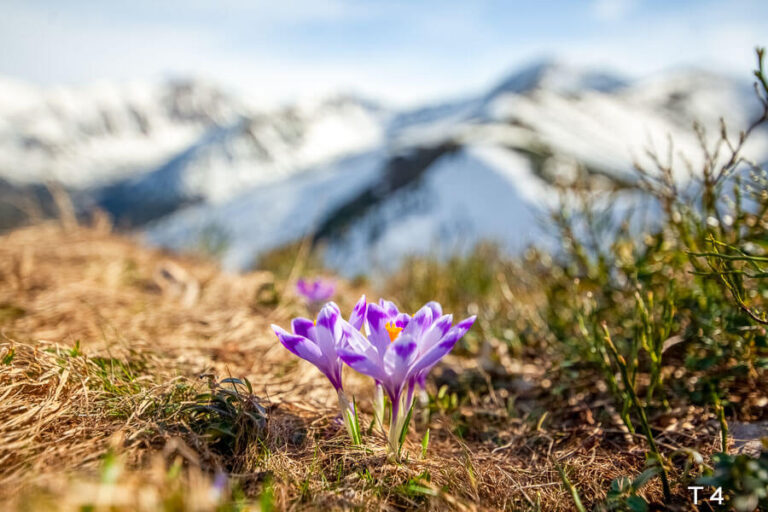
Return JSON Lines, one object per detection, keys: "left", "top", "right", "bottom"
{"left": 339, "top": 299, "right": 475, "bottom": 455}
{"left": 296, "top": 278, "right": 336, "bottom": 315}
{"left": 272, "top": 296, "right": 366, "bottom": 440}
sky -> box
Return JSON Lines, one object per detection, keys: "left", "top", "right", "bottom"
{"left": 1, "top": 0, "right": 766, "bottom": 107}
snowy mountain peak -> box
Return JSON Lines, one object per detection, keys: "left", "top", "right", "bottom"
{"left": 158, "top": 78, "right": 243, "bottom": 125}
{"left": 488, "top": 59, "right": 628, "bottom": 98}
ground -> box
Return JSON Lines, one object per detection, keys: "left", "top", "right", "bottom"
{"left": 0, "top": 222, "right": 725, "bottom": 511}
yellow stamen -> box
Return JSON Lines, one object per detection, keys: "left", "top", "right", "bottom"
{"left": 385, "top": 321, "right": 403, "bottom": 342}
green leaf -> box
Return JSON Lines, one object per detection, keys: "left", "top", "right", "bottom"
{"left": 260, "top": 475, "right": 275, "bottom": 512}
{"left": 610, "top": 476, "right": 631, "bottom": 493}
{"left": 405, "top": 483, "right": 436, "bottom": 496}
{"left": 1, "top": 348, "right": 14, "bottom": 365}
{"left": 632, "top": 467, "right": 659, "bottom": 490}
{"left": 351, "top": 397, "right": 362, "bottom": 445}
{"left": 397, "top": 403, "right": 415, "bottom": 458}
{"left": 344, "top": 396, "right": 362, "bottom": 445}
{"left": 207, "top": 425, "right": 236, "bottom": 438}
{"left": 626, "top": 495, "right": 648, "bottom": 512}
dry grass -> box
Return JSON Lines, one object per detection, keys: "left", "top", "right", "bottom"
{"left": 0, "top": 222, "right": 716, "bottom": 511}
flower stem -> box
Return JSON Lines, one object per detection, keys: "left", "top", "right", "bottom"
{"left": 373, "top": 383, "right": 386, "bottom": 434}
{"left": 387, "top": 395, "right": 401, "bottom": 456}
{"left": 337, "top": 390, "right": 361, "bottom": 445}
{"left": 387, "top": 386, "right": 417, "bottom": 461}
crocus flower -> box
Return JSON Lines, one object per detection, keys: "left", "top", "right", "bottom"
{"left": 296, "top": 278, "right": 336, "bottom": 315}
{"left": 208, "top": 471, "right": 228, "bottom": 503}
{"left": 339, "top": 299, "right": 475, "bottom": 455}
{"left": 272, "top": 296, "right": 366, "bottom": 440}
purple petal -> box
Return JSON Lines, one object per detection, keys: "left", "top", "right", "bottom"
{"left": 366, "top": 303, "right": 392, "bottom": 353}
{"left": 383, "top": 334, "right": 418, "bottom": 396}
{"left": 393, "top": 313, "right": 411, "bottom": 329}
{"left": 339, "top": 348, "right": 386, "bottom": 381}
{"left": 409, "top": 334, "right": 458, "bottom": 377}
{"left": 419, "top": 314, "right": 453, "bottom": 353}
{"left": 315, "top": 281, "right": 336, "bottom": 301}
{"left": 452, "top": 316, "right": 477, "bottom": 339}
{"left": 378, "top": 299, "right": 400, "bottom": 318}
{"left": 409, "top": 317, "right": 475, "bottom": 376}
{"left": 341, "top": 322, "right": 377, "bottom": 359}
{"left": 326, "top": 301, "right": 341, "bottom": 315}
{"left": 425, "top": 301, "right": 443, "bottom": 319}
{"left": 315, "top": 303, "right": 342, "bottom": 358}
{"left": 403, "top": 305, "right": 433, "bottom": 339}
{"left": 272, "top": 325, "right": 325, "bottom": 368}
{"left": 296, "top": 278, "right": 335, "bottom": 302}
{"left": 291, "top": 317, "right": 315, "bottom": 340}
{"left": 348, "top": 295, "right": 367, "bottom": 331}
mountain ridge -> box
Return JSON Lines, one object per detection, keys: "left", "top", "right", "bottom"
{"left": 0, "top": 61, "right": 765, "bottom": 273}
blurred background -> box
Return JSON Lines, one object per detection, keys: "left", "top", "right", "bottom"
{"left": 1, "top": 0, "right": 767, "bottom": 276}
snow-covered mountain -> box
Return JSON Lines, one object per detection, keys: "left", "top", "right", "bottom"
{"left": 0, "top": 76, "right": 388, "bottom": 226}
{"left": 148, "top": 62, "right": 765, "bottom": 274}
{"left": 0, "top": 78, "right": 243, "bottom": 188}
{"left": 96, "top": 95, "right": 387, "bottom": 224}
{"left": 1, "top": 61, "right": 765, "bottom": 274}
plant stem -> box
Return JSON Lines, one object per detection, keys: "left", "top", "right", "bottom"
{"left": 602, "top": 323, "right": 672, "bottom": 503}
{"left": 710, "top": 387, "right": 729, "bottom": 454}
{"left": 555, "top": 463, "right": 586, "bottom": 512}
